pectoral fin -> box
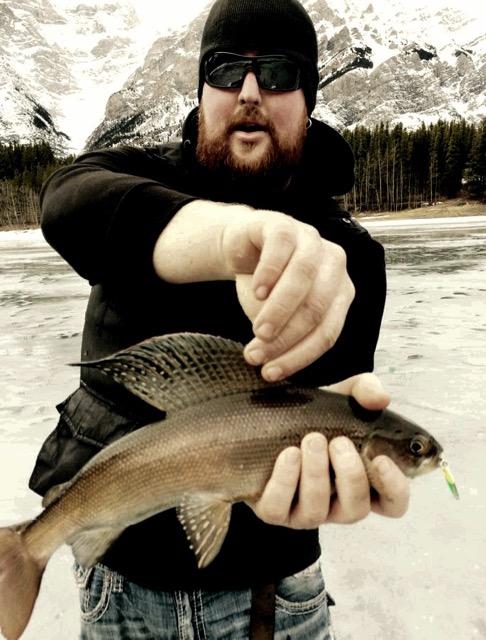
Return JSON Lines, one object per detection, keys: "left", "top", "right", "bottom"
{"left": 177, "top": 495, "right": 232, "bottom": 569}
{"left": 68, "top": 526, "right": 125, "bottom": 568}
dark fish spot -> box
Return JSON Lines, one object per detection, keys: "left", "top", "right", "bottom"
{"left": 407, "top": 354, "right": 423, "bottom": 360}
{"left": 348, "top": 397, "right": 382, "bottom": 423}
{"left": 250, "top": 387, "right": 313, "bottom": 407}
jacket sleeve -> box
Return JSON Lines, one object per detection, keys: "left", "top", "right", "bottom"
{"left": 40, "top": 146, "right": 196, "bottom": 285}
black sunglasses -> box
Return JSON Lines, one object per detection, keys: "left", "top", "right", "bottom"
{"left": 204, "top": 52, "right": 301, "bottom": 92}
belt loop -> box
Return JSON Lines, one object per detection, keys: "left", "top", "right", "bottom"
{"left": 249, "top": 582, "right": 276, "bottom": 640}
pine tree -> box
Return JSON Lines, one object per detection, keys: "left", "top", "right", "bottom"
{"left": 443, "top": 124, "right": 463, "bottom": 197}
{"left": 464, "top": 120, "right": 486, "bottom": 201}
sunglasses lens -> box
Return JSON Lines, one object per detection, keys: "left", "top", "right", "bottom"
{"left": 205, "top": 54, "right": 300, "bottom": 92}
{"left": 207, "top": 60, "right": 250, "bottom": 89}
{"left": 258, "top": 59, "right": 300, "bottom": 91}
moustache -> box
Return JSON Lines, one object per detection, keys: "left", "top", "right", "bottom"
{"left": 225, "top": 107, "right": 273, "bottom": 135}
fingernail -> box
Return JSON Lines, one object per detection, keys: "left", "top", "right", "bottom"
{"left": 246, "top": 349, "right": 265, "bottom": 365}
{"left": 285, "top": 448, "right": 300, "bottom": 465}
{"left": 331, "top": 437, "right": 352, "bottom": 454}
{"left": 264, "top": 366, "right": 283, "bottom": 382}
{"left": 306, "top": 435, "right": 325, "bottom": 454}
{"left": 255, "top": 323, "right": 274, "bottom": 340}
{"left": 255, "top": 286, "right": 269, "bottom": 300}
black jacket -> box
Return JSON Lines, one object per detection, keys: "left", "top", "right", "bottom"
{"left": 30, "top": 108, "right": 386, "bottom": 591}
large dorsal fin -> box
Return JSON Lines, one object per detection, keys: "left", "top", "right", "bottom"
{"left": 73, "top": 333, "right": 285, "bottom": 415}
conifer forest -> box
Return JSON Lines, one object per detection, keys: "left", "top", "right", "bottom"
{"left": 0, "top": 118, "right": 484, "bottom": 228}
{"left": 342, "top": 119, "right": 485, "bottom": 213}
{"left": 0, "top": 142, "right": 74, "bottom": 228}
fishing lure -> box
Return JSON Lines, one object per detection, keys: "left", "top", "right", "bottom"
{"left": 440, "top": 458, "right": 459, "bottom": 499}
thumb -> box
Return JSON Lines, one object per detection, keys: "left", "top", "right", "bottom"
{"left": 235, "top": 273, "right": 264, "bottom": 322}
{"left": 325, "top": 373, "right": 391, "bottom": 411}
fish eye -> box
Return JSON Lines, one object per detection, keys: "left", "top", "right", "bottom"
{"left": 410, "top": 435, "right": 429, "bottom": 456}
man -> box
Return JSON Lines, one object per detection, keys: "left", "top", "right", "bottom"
{"left": 30, "top": 0, "right": 409, "bottom": 637}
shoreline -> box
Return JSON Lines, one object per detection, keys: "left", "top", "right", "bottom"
{"left": 1, "top": 200, "right": 485, "bottom": 233}
{"left": 355, "top": 198, "right": 485, "bottom": 221}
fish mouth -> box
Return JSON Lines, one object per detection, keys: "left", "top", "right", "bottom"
{"left": 413, "top": 453, "right": 442, "bottom": 477}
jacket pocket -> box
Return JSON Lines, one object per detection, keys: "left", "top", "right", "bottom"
{"left": 28, "top": 384, "right": 155, "bottom": 496}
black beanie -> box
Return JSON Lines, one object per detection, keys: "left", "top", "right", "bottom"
{"left": 198, "top": 0, "right": 319, "bottom": 114}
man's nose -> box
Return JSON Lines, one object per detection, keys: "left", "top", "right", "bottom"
{"left": 238, "top": 70, "right": 262, "bottom": 105}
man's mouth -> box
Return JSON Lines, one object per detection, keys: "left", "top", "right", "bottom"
{"left": 232, "top": 122, "right": 268, "bottom": 134}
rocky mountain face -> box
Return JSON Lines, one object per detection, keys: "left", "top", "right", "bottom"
{"left": 1, "top": 0, "right": 484, "bottom": 154}
{"left": 1, "top": 0, "right": 69, "bottom": 151}
{"left": 86, "top": 0, "right": 485, "bottom": 151}
{"left": 0, "top": 0, "right": 155, "bottom": 153}
{"left": 86, "top": 11, "right": 205, "bottom": 151}
{"left": 314, "top": 0, "right": 485, "bottom": 129}
{"left": 1, "top": 55, "right": 68, "bottom": 151}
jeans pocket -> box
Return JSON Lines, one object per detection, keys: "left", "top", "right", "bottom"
{"left": 73, "top": 563, "right": 116, "bottom": 624}
{"left": 275, "top": 559, "right": 328, "bottom": 615}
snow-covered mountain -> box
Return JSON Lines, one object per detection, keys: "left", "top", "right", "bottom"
{"left": 1, "top": 0, "right": 484, "bottom": 154}
{"left": 86, "top": 0, "right": 485, "bottom": 150}
{"left": 314, "top": 0, "right": 485, "bottom": 129}
{"left": 0, "top": 0, "right": 164, "bottom": 153}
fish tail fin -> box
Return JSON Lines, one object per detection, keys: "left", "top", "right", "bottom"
{"left": 0, "top": 527, "right": 45, "bottom": 640}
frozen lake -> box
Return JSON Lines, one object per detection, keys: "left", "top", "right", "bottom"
{"left": 0, "top": 218, "right": 485, "bottom": 640}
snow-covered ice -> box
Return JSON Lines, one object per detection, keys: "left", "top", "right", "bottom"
{"left": 1, "top": 218, "right": 485, "bottom": 639}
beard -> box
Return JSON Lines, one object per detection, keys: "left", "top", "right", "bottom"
{"left": 196, "top": 104, "right": 307, "bottom": 184}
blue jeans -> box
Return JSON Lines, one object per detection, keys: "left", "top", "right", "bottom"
{"left": 74, "top": 559, "right": 335, "bottom": 639}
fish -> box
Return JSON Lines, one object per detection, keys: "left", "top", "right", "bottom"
{"left": 0, "top": 332, "right": 446, "bottom": 640}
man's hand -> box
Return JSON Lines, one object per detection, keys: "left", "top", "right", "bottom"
{"left": 223, "top": 211, "right": 355, "bottom": 382}
{"left": 154, "top": 201, "right": 355, "bottom": 382}
{"left": 246, "top": 374, "right": 410, "bottom": 527}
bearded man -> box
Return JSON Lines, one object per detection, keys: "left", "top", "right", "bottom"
{"left": 31, "top": 0, "right": 409, "bottom": 638}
